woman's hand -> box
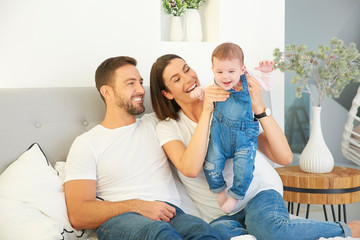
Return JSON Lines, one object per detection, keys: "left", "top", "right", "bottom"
{"left": 247, "top": 75, "right": 265, "bottom": 114}
{"left": 163, "top": 84, "right": 230, "bottom": 178}
{"left": 203, "top": 84, "right": 230, "bottom": 113}
{"left": 247, "top": 74, "right": 293, "bottom": 165}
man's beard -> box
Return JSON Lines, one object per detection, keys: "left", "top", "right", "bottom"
{"left": 114, "top": 93, "right": 145, "bottom": 116}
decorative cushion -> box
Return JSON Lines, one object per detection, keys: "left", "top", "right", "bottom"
{"left": 0, "top": 143, "right": 82, "bottom": 240}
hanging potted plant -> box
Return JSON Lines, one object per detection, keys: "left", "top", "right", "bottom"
{"left": 273, "top": 37, "right": 360, "bottom": 173}
{"left": 162, "top": 0, "right": 187, "bottom": 41}
{"left": 183, "top": 0, "right": 206, "bottom": 42}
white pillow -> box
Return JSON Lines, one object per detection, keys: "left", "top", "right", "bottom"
{"left": 0, "top": 198, "right": 74, "bottom": 240}
{"left": 0, "top": 143, "right": 82, "bottom": 240}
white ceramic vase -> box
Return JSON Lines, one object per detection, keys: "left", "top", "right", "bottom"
{"left": 170, "top": 16, "right": 184, "bottom": 41}
{"left": 299, "top": 106, "right": 334, "bottom": 173}
{"left": 184, "top": 9, "right": 203, "bottom": 42}
{"left": 203, "top": 0, "right": 219, "bottom": 42}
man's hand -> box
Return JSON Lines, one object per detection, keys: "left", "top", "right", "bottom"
{"left": 137, "top": 201, "right": 177, "bottom": 222}
{"left": 254, "top": 60, "right": 274, "bottom": 73}
{"left": 65, "top": 179, "right": 177, "bottom": 229}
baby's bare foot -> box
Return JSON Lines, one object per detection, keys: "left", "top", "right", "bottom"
{"left": 221, "top": 196, "right": 238, "bottom": 213}
{"left": 217, "top": 190, "right": 227, "bottom": 207}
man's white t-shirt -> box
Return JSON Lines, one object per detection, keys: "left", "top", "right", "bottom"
{"left": 156, "top": 111, "right": 283, "bottom": 223}
{"left": 65, "top": 113, "right": 181, "bottom": 207}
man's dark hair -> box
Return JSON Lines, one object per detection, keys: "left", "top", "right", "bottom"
{"left": 95, "top": 56, "right": 137, "bottom": 102}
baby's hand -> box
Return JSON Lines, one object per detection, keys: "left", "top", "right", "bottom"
{"left": 254, "top": 60, "right": 274, "bottom": 73}
{"left": 190, "top": 87, "right": 205, "bottom": 100}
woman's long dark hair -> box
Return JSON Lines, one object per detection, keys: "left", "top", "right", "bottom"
{"left": 150, "top": 54, "right": 183, "bottom": 120}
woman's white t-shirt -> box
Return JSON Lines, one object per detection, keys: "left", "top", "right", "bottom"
{"left": 156, "top": 111, "right": 283, "bottom": 223}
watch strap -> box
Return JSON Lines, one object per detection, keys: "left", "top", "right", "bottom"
{"left": 254, "top": 108, "right": 270, "bottom": 120}
{"left": 254, "top": 112, "right": 266, "bottom": 119}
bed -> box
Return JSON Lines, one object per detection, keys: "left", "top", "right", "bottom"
{"left": 0, "top": 86, "right": 355, "bottom": 240}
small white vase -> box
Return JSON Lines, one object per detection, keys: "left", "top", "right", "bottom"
{"left": 203, "top": 0, "right": 219, "bottom": 42}
{"left": 299, "top": 106, "right": 334, "bottom": 173}
{"left": 170, "top": 16, "right": 184, "bottom": 41}
{"left": 184, "top": 9, "right": 203, "bottom": 42}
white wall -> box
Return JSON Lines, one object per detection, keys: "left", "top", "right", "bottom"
{"left": 0, "top": 0, "right": 163, "bottom": 88}
{"left": 0, "top": 0, "right": 284, "bottom": 127}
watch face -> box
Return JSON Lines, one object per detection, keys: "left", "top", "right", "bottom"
{"left": 265, "top": 108, "right": 271, "bottom": 116}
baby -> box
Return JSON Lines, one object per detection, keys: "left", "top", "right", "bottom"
{"left": 191, "top": 42, "right": 274, "bottom": 213}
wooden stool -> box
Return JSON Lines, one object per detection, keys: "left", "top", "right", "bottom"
{"left": 275, "top": 165, "right": 360, "bottom": 223}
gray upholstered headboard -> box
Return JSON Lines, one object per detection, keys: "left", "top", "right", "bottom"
{"left": 0, "top": 88, "right": 102, "bottom": 173}
{"left": 0, "top": 86, "right": 270, "bottom": 174}
{"left": 0, "top": 87, "right": 153, "bottom": 173}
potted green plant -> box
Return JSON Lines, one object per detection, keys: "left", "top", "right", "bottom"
{"left": 162, "top": 0, "right": 187, "bottom": 17}
{"left": 162, "top": 0, "right": 187, "bottom": 41}
{"left": 273, "top": 37, "right": 360, "bottom": 173}
{"left": 274, "top": 38, "right": 360, "bottom": 107}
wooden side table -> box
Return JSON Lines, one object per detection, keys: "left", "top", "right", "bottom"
{"left": 275, "top": 165, "right": 360, "bottom": 223}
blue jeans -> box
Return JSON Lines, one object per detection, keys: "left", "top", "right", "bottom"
{"left": 204, "top": 74, "right": 258, "bottom": 199}
{"left": 203, "top": 74, "right": 259, "bottom": 199}
{"left": 96, "top": 202, "right": 221, "bottom": 240}
{"left": 204, "top": 110, "right": 258, "bottom": 199}
{"left": 209, "top": 189, "right": 352, "bottom": 240}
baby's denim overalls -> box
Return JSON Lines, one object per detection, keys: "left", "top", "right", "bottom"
{"left": 204, "top": 74, "right": 259, "bottom": 200}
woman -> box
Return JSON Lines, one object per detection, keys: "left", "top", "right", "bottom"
{"left": 149, "top": 53, "right": 360, "bottom": 240}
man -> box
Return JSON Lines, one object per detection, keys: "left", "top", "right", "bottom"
{"left": 64, "top": 56, "right": 220, "bottom": 239}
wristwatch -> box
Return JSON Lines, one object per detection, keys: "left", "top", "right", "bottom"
{"left": 254, "top": 107, "right": 271, "bottom": 120}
